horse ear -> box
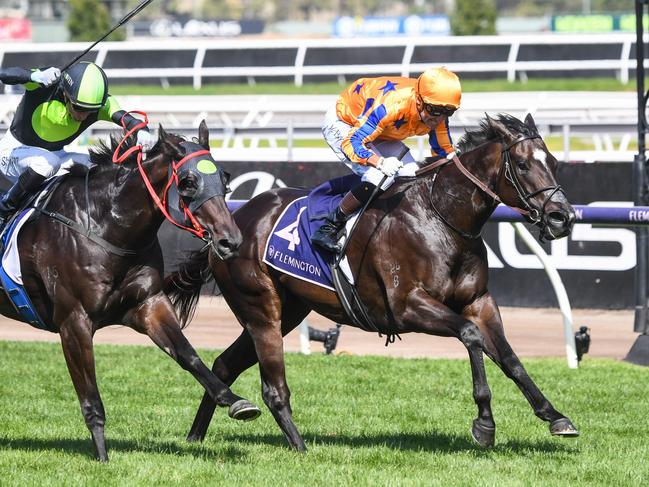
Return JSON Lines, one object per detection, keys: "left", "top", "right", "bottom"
{"left": 157, "top": 124, "right": 183, "bottom": 160}
{"left": 198, "top": 119, "right": 210, "bottom": 150}
{"left": 524, "top": 113, "right": 537, "bottom": 131}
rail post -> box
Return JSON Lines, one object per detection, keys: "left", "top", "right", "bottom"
{"left": 626, "top": 0, "right": 649, "bottom": 365}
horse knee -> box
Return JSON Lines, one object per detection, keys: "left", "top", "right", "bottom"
{"left": 460, "top": 323, "right": 484, "bottom": 350}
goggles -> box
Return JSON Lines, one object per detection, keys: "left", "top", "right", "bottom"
{"left": 420, "top": 99, "right": 456, "bottom": 117}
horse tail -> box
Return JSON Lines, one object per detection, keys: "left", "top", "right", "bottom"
{"left": 164, "top": 250, "right": 212, "bottom": 329}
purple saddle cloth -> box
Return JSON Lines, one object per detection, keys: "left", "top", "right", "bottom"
{"left": 262, "top": 174, "right": 360, "bottom": 290}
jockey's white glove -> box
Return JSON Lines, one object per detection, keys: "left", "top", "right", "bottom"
{"left": 136, "top": 129, "right": 156, "bottom": 153}
{"left": 376, "top": 156, "right": 403, "bottom": 177}
{"left": 30, "top": 67, "right": 61, "bottom": 87}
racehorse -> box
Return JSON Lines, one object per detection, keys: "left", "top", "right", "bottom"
{"left": 166, "top": 113, "right": 579, "bottom": 451}
{"left": 0, "top": 121, "right": 260, "bottom": 461}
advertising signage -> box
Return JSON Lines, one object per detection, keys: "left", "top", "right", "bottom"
{"left": 333, "top": 15, "right": 450, "bottom": 37}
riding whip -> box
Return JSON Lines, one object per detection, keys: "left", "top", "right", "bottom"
{"left": 61, "top": 0, "right": 156, "bottom": 73}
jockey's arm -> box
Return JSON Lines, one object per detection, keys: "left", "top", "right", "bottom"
{"left": 428, "top": 117, "right": 454, "bottom": 159}
{"left": 99, "top": 96, "right": 150, "bottom": 133}
{"left": 0, "top": 67, "right": 32, "bottom": 85}
{"left": 340, "top": 105, "right": 388, "bottom": 167}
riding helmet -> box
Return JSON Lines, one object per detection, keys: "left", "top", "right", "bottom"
{"left": 62, "top": 61, "right": 109, "bottom": 111}
{"left": 416, "top": 67, "right": 462, "bottom": 110}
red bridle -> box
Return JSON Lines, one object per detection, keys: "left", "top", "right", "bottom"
{"left": 111, "top": 111, "right": 209, "bottom": 239}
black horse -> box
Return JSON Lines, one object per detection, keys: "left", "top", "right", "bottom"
{"left": 167, "top": 114, "right": 579, "bottom": 451}
{"left": 0, "top": 121, "right": 260, "bottom": 461}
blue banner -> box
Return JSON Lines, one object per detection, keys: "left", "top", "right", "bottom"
{"left": 333, "top": 15, "right": 450, "bottom": 37}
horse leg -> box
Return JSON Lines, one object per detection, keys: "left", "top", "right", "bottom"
{"left": 464, "top": 293, "right": 579, "bottom": 437}
{"left": 189, "top": 296, "right": 310, "bottom": 450}
{"left": 58, "top": 313, "right": 108, "bottom": 461}
{"left": 187, "top": 330, "right": 258, "bottom": 441}
{"left": 403, "top": 288, "right": 496, "bottom": 446}
{"left": 132, "top": 294, "right": 260, "bottom": 421}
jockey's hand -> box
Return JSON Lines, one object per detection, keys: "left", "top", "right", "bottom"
{"left": 136, "top": 130, "right": 156, "bottom": 153}
{"left": 30, "top": 67, "right": 61, "bottom": 87}
{"left": 376, "top": 156, "right": 403, "bottom": 177}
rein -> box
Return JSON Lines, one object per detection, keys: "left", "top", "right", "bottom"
{"left": 111, "top": 111, "right": 208, "bottom": 240}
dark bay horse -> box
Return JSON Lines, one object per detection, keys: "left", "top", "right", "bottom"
{"left": 0, "top": 121, "right": 260, "bottom": 461}
{"left": 166, "top": 114, "right": 579, "bottom": 451}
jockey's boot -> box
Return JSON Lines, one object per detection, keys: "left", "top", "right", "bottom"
{"left": 0, "top": 168, "right": 47, "bottom": 229}
{"left": 311, "top": 182, "right": 379, "bottom": 253}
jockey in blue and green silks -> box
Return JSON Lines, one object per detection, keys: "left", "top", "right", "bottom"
{"left": 0, "top": 61, "right": 156, "bottom": 226}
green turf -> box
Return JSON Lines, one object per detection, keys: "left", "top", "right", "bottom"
{"left": 0, "top": 340, "right": 647, "bottom": 485}
{"left": 109, "top": 77, "right": 636, "bottom": 96}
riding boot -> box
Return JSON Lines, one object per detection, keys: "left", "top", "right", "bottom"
{"left": 311, "top": 182, "right": 380, "bottom": 253}
{"left": 0, "top": 168, "right": 47, "bottom": 228}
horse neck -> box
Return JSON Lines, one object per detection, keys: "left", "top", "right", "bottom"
{"left": 104, "top": 153, "right": 169, "bottom": 245}
{"left": 428, "top": 142, "right": 503, "bottom": 237}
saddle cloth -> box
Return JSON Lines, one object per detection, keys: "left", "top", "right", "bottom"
{"left": 263, "top": 174, "right": 361, "bottom": 291}
{"left": 0, "top": 175, "right": 68, "bottom": 331}
{"left": 0, "top": 208, "right": 47, "bottom": 329}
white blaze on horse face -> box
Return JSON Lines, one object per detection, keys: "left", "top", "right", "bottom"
{"left": 533, "top": 149, "right": 548, "bottom": 168}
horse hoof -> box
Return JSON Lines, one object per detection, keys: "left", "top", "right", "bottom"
{"left": 228, "top": 400, "right": 262, "bottom": 421}
{"left": 550, "top": 418, "right": 580, "bottom": 437}
{"left": 471, "top": 419, "right": 495, "bottom": 447}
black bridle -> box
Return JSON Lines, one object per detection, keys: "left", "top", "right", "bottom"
{"left": 500, "top": 135, "right": 565, "bottom": 226}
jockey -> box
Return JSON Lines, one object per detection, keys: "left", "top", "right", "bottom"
{"left": 311, "top": 67, "right": 462, "bottom": 252}
{"left": 0, "top": 61, "right": 155, "bottom": 227}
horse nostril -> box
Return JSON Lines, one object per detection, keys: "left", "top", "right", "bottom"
{"left": 548, "top": 211, "right": 569, "bottom": 227}
{"left": 217, "top": 238, "right": 240, "bottom": 252}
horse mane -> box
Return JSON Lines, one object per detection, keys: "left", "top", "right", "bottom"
{"left": 457, "top": 113, "right": 538, "bottom": 154}
{"left": 87, "top": 128, "right": 185, "bottom": 169}
{"left": 164, "top": 249, "right": 213, "bottom": 329}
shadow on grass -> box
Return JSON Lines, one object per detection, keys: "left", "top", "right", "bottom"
{"left": 222, "top": 430, "right": 578, "bottom": 454}
{"left": 0, "top": 434, "right": 246, "bottom": 461}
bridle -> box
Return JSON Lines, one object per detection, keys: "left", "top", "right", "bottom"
{"left": 112, "top": 112, "right": 220, "bottom": 243}
{"left": 499, "top": 135, "right": 564, "bottom": 226}
{"left": 424, "top": 135, "right": 565, "bottom": 239}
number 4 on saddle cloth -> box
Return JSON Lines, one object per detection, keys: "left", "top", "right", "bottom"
{"left": 263, "top": 174, "right": 362, "bottom": 291}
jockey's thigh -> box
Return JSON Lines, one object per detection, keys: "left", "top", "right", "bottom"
{"left": 52, "top": 150, "right": 92, "bottom": 176}
{"left": 0, "top": 133, "right": 60, "bottom": 181}
{"left": 369, "top": 139, "right": 418, "bottom": 177}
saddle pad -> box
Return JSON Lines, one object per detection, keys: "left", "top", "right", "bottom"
{"left": 0, "top": 208, "right": 47, "bottom": 330}
{"left": 1, "top": 208, "right": 35, "bottom": 285}
{"left": 263, "top": 175, "right": 361, "bottom": 291}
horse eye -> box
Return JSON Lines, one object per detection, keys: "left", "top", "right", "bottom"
{"left": 517, "top": 160, "right": 527, "bottom": 170}
{"left": 178, "top": 175, "right": 199, "bottom": 196}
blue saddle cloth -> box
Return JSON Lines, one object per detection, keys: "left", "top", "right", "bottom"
{"left": 263, "top": 174, "right": 361, "bottom": 290}
{"left": 0, "top": 210, "right": 48, "bottom": 330}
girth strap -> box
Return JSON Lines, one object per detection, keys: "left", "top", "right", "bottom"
{"left": 33, "top": 208, "right": 141, "bottom": 257}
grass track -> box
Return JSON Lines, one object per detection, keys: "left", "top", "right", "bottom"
{"left": 0, "top": 341, "right": 647, "bottom": 485}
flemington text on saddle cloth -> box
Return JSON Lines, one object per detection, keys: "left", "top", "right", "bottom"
{"left": 263, "top": 176, "right": 360, "bottom": 290}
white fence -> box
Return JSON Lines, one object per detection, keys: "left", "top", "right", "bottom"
{"left": 0, "top": 91, "right": 636, "bottom": 162}
{"left": 0, "top": 33, "right": 643, "bottom": 88}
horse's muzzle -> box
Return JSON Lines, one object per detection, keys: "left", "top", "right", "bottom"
{"left": 213, "top": 234, "right": 242, "bottom": 261}
{"left": 541, "top": 205, "right": 575, "bottom": 240}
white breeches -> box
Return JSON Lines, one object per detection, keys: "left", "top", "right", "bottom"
{"left": 0, "top": 131, "right": 91, "bottom": 183}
